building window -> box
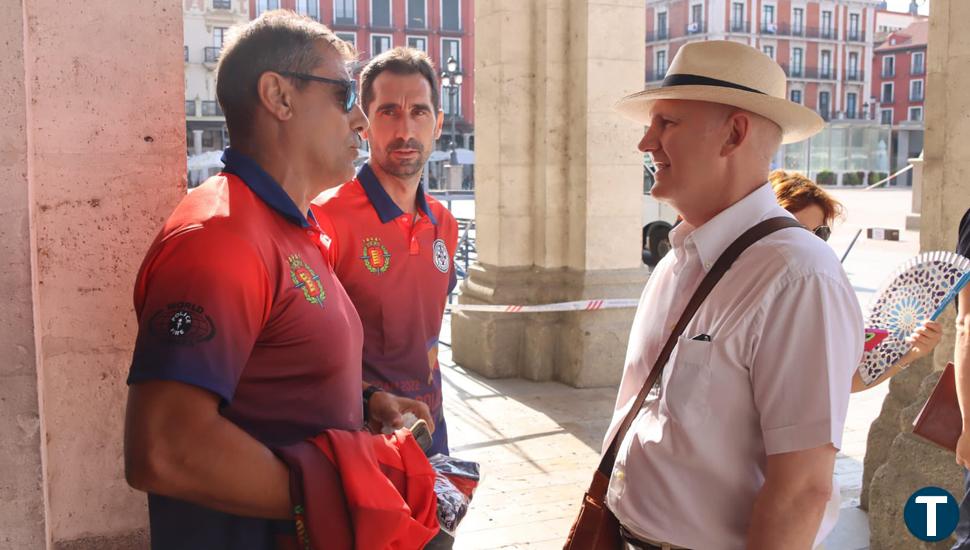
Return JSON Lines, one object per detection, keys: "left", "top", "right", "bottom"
{"left": 691, "top": 3, "right": 703, "bottom": 25}
{"left": 881, "top": 109, "right": 893, "bottom": 125}
{"left": 657, "top": 12, "right": 668, "bottom": 40}
{"left": 846, "top": 92, "right": 858, "bottom": 118}
{"left": 336, "top": 32, "right": 356, "bottom": 48}
{"left": 731, "top": 3, "right": 745, "bottom": 31}
{"left": 791, "top": 47, "right": 803, "bottom": 76}
{"left": 212, "top": 0, "right": 231, "bottom": 9}
{"left": 407, "top": 0, "right": 426, "bottom": 29}
{"left": 849, "top": 13, "right": 860, "bottom": 40}
{"left": 407, "top": 36, "right": 427, "bottom": 51}
{"left": 821, "top": 11, "right": 833, "bottom": 38}
{"left": 256, "top": 0, "right": 279, "bottom": 16}
{"left": 848, "top": 52, "right": 859, "bottom": 79}
{"left": 441, "top": 0, "right": 460, "bottom": 31}
{"left": 656, "top": 50, "right": 667, "bottom": 79}
{"left": 912, "top": 51, "right": 925, "bottom": 74}
{"left": 909, "top": 106, "right": 923, "bottom": 121}
{"left": 762, "top": 5, "right": 775, "bottom": 32}
{"left": 442, "top": 38, "right": 461, "bottom": 68}
{"left": 882, "top": 82, "right": 894, "bottom": 103}
{"left": 819, "top": 91, "right": 831, "bottom": 120}
{"left": 371, "top": 34, "right": 392, "bottom": 57}
{"left": 371, "top": 0, "right": 391, "bottom": 28}
{"left": 763, "top": 45, "right": 774, "bottom": 59}
{"left": 334, "top": 0, "right": 356, "bottom": 25}
{"left": 790, "top": 89, "right": 802, "bottom": 104}
{"left": 213, "top": 27, "right": 227, "bottom": 48}
{"left": 910, "top": 79, "right": 924, "bottom": 101}
{"left": 820, "top": 50, "right": 832, "bottom": 79}
{"left": 295, "top": 0, "right": 319, "bottom": 20}
{"left": 882, "top": 55, "right": 895, "bottom": 77}
{"left": 792, "top": 7, "right": 804, "bottom": 34}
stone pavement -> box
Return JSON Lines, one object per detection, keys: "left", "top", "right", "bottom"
{"left": 439, "top": 188, "right": 919, "bottom": 549}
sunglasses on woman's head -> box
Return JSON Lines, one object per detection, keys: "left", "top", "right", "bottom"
{"left": 278, "top": 71, "right": 358, "bottom": 113}
{"left": 813, "top": 225, "right": 832, "bottom": 242}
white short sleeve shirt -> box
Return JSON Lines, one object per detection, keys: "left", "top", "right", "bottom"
{"left": 604, "top": 184, "right": 863, "bottom": 550}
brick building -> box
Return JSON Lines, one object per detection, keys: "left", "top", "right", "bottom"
{"left": 249, "top": 0, "right": 475, "bottom": 151}
{"left": 645, "top": 0, "right": 882, "bottom": 122}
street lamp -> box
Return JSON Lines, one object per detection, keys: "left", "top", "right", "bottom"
{"left": 440, "top": 56, "right": 463, "bottom": 164}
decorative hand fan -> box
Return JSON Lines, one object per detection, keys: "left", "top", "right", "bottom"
{"left": 858, "top": 251, "right": 970, "bottom": 386}
{"left": 863, "top": 328, "right": 889, "bottom": 352}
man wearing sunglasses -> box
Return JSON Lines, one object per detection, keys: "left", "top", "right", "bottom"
{"left": 123, "top": 12, "right": 430, "bottom": 550}
{"left": 312, "top": 48, "right": 458, "bottom": 460}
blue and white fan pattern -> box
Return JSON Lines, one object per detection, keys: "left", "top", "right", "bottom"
{"left": 859, "top": 251, "right": 970, "bottom": 386}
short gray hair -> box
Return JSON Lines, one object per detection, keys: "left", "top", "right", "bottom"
{"left": 216, "top": 10, "right": 356, "bottom": 143}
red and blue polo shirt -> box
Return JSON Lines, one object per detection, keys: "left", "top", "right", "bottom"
{"left": 127, "top": 148, "right": 364, "bottom": 550}
{"left": 312, "top": 162, "right": 458, "bottom": 456}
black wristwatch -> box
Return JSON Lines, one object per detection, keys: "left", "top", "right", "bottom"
{"left": 362, "top": 385, "right": 384, "bottom": 421}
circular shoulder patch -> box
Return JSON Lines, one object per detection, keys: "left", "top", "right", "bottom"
{"left": 432, "top": 239, "right": 450, "bottom": 273}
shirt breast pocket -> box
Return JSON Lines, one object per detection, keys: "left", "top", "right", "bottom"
{"left": 661, "top": 335, "right": 714, "bottom": 427}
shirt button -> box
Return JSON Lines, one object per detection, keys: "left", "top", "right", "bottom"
{"left": 615, "top": 470, "right": 625, "bottom": 481}
{"left": 704, "top": 262, "right": 712, "bottom": 269}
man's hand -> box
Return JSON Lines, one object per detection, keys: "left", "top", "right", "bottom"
{"left": 957, "top": 432, "right": 970, "bottom": 469}
{"left": 367, "top": 390, "right": 435, "bottom": 435}
{"left": 905, "top": 320, "right": 943, "bottom": 361}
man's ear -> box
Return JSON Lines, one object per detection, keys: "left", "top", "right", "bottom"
{"left": 721, "top": 111, "right": 750, "bottom": 156}
{"left": 256, "top": 72, "right": 294, "bottom": 122}
{"left": 434, "top": 109, "right": 444, "bottom": 141}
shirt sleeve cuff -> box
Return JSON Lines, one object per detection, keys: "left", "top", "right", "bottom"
{"left": 763, "top": 418, "right": 841, "bottom": 455}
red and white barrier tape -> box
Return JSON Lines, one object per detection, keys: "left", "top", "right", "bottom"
{"left": 446, "top": 298, "right": 639, "bottom": 313}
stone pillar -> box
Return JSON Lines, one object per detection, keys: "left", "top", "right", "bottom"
{"left": 864, "top": 1, "right": 970, "bottom": 547}
{"left": 452, "top": 0, "right": 647, "bottom": 387}
{"left": 906, "top": 153, "right": 923, "bottom": 230}
{"left": 0, "top": 1, "right": 184, "bottom": 547}
{"left": 193, "top": 129, "right": 204, "bottom": 155}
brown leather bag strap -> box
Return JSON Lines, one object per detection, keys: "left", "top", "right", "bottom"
{"left": 597, "top": 216, "right": 804, "bottom": 475}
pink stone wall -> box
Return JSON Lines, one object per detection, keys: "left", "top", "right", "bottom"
{"left": 0, "top": 2, "right": 46, "bottom": 547}
{"left": 1, "top": 1, "right": 186, "bottom": 546}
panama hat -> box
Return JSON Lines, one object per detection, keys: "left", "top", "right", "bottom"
{"left": 615, "top": 40, "right": 824, "bottom": 144}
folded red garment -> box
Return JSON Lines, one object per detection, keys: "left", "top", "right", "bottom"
{"left": 276, "top": 429, "right": 439, "bottom": 550}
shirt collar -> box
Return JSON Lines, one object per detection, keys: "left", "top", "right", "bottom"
{"left": 220, "top": 147, "right": 314, "bottom": 228}
{"left": 357, "top": 162, "right": 438, "bottom": 225}
{"left": 676, "top": 183, "right": 795, "bottom": 272}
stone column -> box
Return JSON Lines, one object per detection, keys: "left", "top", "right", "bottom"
{"left": 0, "top": 1, "right": 184, "bottom": 547}
{"left": 906, "top": 153, "right": 923, "bottom": 230}
{"left": 452, "top": 0, "right": 647, "bottom": 387}
{"left": 864, "top": 0, "right": 970, "bottom": 547}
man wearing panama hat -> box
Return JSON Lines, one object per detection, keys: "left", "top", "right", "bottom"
{"left": 600, "top": 41, "right": 863, "bottom": 549}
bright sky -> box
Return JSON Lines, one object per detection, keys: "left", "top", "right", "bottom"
{"left": 884, "top": 0, "right": 930, "bottom": 15}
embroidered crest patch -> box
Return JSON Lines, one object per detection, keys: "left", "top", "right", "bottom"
{"left": 148, "top": 302, "right": 216, "bottom": 345}
{"left": 361, "top": 237, "right": 391, "bottom": 274}
{"left": 432, "top": 239, "right": 450, "bottom": 273}
{"left": 289, "top": 254, "right": 326, "bottom": 307}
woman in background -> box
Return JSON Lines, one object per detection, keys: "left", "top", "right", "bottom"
{"left": 769, "top": 170, "right": 943, "bottom": 393}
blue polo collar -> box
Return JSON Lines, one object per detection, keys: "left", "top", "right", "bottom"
{"left": 220, "top": 148, "right": 314, "bottom": 228}
{"left": 357, "top": 162, "right": 438, "bottom": 225}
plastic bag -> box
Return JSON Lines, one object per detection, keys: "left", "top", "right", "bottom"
{"left": 428, "top": 454, "right": 481, "bottom": 535}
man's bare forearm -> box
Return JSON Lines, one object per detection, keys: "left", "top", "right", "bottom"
{"left": 125, "top": 381, "right": 292, "bottom": 520}
{"left": 955, "top": 288, "right": 970, "bottom": 428}
{"left": 747, "top": 482, "right": 829, "bottom": 549}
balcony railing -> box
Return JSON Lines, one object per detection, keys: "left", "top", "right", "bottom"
{"left": 650, "top": 68, "right": 667, "bottom": 82}
{"left": 201, "top": 101, "right": 223, "bottom": 116}
{"left": 406, "top": 19, "right": 427, "bottom": 30}
{"left": 910, "top": 92, "right": 925, "bottom": 102}
{"left": 212, "top": 0, "right": 231, "bottom": 9}
{"left": 185, "top": 100, "right": 197, "bottom": 117}
{"left": 847, "top": 29, "right": 865, "bottom": 42}
{"left": 911, "top": 65, "right": 926, "bottom": 75}
{"left": 846, "top": 70, "right": 864, "bottom": 81}
{"left": 204, "top": 47, "right": 220, "bottom": 63}
{"left": 646, "top": 28, "right": 669, "bottom": 42}
{"left": 685, "top": 21, "right": 706, "bottom": 34}
{"left": 760, "top": 21, "right": 779, "bottom": 34}
{"left": 881, "top": 94, "right": 894, "bottom": 104}
{"left": 819, "top": 27, "right": 835, "bottom": 39}
{"left": 729, "top": 20, "right": 751, "bottom": 33}
{"left": 333, "top": 16, "right": 356, "bottom": 26}
{"left": 881, "top": 68, "right": 895, "bottom": 78}
{"left": 781, "top": 65, "right": 835, "bottom": 80}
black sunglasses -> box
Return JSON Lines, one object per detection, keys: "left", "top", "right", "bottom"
{"left": 813, "top": 225, "right": 832, "bottom": 242}
{"left": 279, "top": 71, "right": 358, "bottom": 113}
